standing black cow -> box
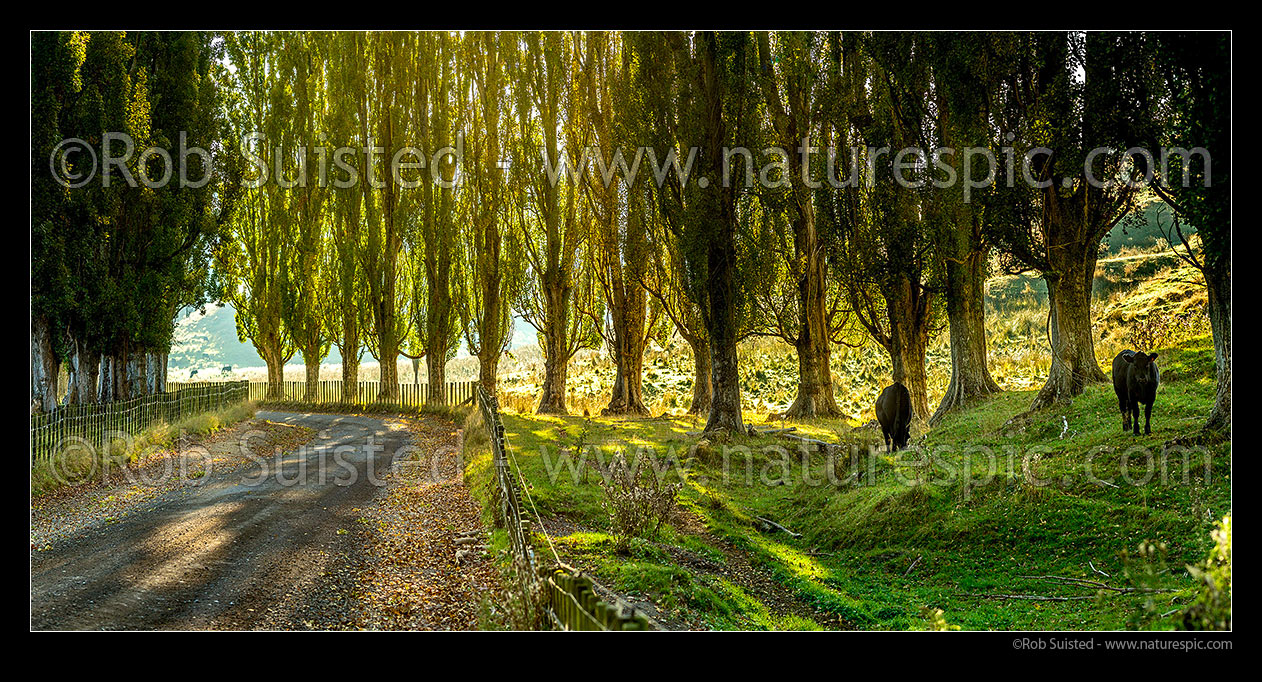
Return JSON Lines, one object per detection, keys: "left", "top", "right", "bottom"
{"left": 876, "top": 382, "right": 912, "bottom": 452}
{"left": 1112, "top": 350, "right": 1161, "bottom": 435}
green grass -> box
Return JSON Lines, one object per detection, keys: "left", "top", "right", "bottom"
{"left": 465, "top": 332, "right": 1229, "bottom": 630}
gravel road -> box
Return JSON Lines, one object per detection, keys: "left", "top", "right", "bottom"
{"left": 31, "top": 411, "right": 426, "bottom": 630}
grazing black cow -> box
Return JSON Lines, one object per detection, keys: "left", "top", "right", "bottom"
{"left": 876, "top": 382, "right": 912, "bottom": 452}
{"left": 1112, "top": 350, "right": 1161, "bottom": 435}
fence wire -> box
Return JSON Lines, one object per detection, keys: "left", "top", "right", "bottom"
{"left": 30, "top": 381, "right": 249, "bottom": 461}
{"left": 476, "top": 384, "right": 656, "bottom": 631}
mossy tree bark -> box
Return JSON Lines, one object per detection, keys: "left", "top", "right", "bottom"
{"left": 1028, "top": 196, "right": 1110, "bottom": 410}
{"left": 756, "top": 32, "right": 841, "bottom": 419}
{"left": 932, "top": 245, "right": 1002, "bottom": 423}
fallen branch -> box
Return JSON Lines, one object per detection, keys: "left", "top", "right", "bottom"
{"left": 959, "top": 593, "right": 1096, "bottom": 602}
{"left": 754, "top": 516, "right": 802, "bottom": 538}
{"left": 751, "top": 427, "right": 798, "bottom": 436}
{"left": 903, "top": 555, "right": 923, "bottom": 577}
{"left": 1089, "top": 560, "right": 1110, "bottom": 579}
{"left": 781, "top": 434, "right": 836, "bottom": 448}
{"left": 1018, "top": 574, "right": 1176, "bottom": 594}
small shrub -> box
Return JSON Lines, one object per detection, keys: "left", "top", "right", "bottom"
{"left": 596, "top": 451, "right": 681, "bottom": 552}
{"left": 1125, "top": 307, "right": 1211, "bottom": 352}
{"left": 556, "top": 418, "right": 596, "bottom": 483}
{"left": 920, "top": 607, "right": 961, "bottom": 631}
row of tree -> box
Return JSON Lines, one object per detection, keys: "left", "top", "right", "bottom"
{"left": 32, "top": 31, "right": 1229, "bottom": 438}
{"left": 32, "top": 31, "right": 234, "bottom": 410}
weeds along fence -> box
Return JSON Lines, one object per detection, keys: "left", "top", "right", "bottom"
{"left": 29, "top": 380, "right": 249, "bottom": 462}
{"left": 244, "top": 380, "right": 477, "bottom": 408}
{"left": 476, "top": 385, "right": 656, "bottom": 631}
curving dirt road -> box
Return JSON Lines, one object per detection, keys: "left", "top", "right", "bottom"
{"left": 31, "top": 411, "right": 454, "bottom": 630}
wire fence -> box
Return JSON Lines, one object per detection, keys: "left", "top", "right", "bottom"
{"left": 29, "top": 381, "right": 250, "bottom": 462}
{"left": 476, "top": 384, "right": 656, "bottom": 631}
{"left": 241, "top": 380, "right": 478, "bottom": 408}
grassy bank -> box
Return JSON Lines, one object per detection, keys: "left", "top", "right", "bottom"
{"left": 464, "top": 332, "right": 1229, "bottom": 630}
{"left": 31, "top": 401, "right": 258, "bottom": 496}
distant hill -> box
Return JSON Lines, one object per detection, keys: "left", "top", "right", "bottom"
{"left": 169, "top": 302, "right": 534, "bottom": 376}
{"left": 169, "top": 303, "right": 259, "bottom": 373}
{"left": 169, "top": 303, "right": 342, "bottom": 374}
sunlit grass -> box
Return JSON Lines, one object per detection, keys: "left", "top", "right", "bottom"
{"left": 459, "top": 244, "right": 1227, "bottom": 630}
{"left": 463, "top": 324, "right": 1227, "bottom": 629}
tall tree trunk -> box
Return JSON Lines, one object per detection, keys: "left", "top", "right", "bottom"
{"left": 31, "top": 316, "right": 61, "bottom": 413}
{"left": 603, "top": 280, "right": 650, "bottom": 416}
{"left": 376, "top": 336, "right": 400, "bottom": 402}
{"left": 478, "top": 344, "right": 500, "bottom": 397}
{"left": 932, "top": 247, "right": 1001, "bottom": 423}
{"left": 477, "top": 221, "right": 505, "bottom": 397}
{"left": 693, "top": 33, "right": 745, "bottom": 436}
{"left": 340, "top": 307, "right": 360, "bottom": 403}
{"left": 63, "top": 349, "right": 79, "bottom": 406}
{"left": 604, "top": 332, "right": 648, "bottom": 416}
{"left": 473, "top": 32, "right": 507, "bottom": 399}
{"left": 1031, "top": 244, "right": 1106, "bottom": 409}
{"left": 687, "top": 336, "right": 712, "bottom": 415}
{"left": 422, "top": 32, "right": 457, "bottom": 408}
{"left": 373, "top": 302, "right": 401, "bottom": 402}
{"left": 537, "top": 339, "right": 569, "bottom": 414}
{"left": 76, "top": 346, "right": 100, "bottom": 405}
{"left": 98, "top": 356, "right": 113, "bottom": 403}
{"left": 424, "top": 261, "right": 453, "bottom": 407}
{"left": 341, "top": 350, "right": 359, "bottom": 403}
{"left": 425, "top": 353, "right": 445, "bottom": 406}
{"left": 754, "top": 33, "right": 839, "bottom": 420}
{"left": 302, "top": 347, "right": 321, "bottom": 402}
{"left": 885, "top": 275, "right": 932, "bottom": 432}
{"left": 157, "top": 352, "right": 167, "bottom": 394}
{"left": 111, "top": 349, "right": 131, "bottom": 401}
{"left": 132, "top": 352, "right": 149, "bottom": 398}
{"left": 703, "top": 230, "right": 744, "bottom": 434}
{"left": 537, "top": 283, "right": 571, "bottom": 414}
{"left": 1029, "top": 192, "right": 1109, "bottom": 410}
{"left": 259, "top": 340, "right": 285, "bottom": 400}
{"left": 1204, "top": 251, "right": 1231, "bottom": 433}
{"left": 783, "top": 228, "right": 841, "bottom": 418}
{"left": 145, "top": 352, "right": 159, "bottom": 396}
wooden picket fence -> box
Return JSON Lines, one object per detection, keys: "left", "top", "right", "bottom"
{"left": 243, "top": 380, "right": 478, "bottom": 407}
{"left": 476, "top": 384, "right": 655, "bottom": 631}
{"left": 29, "top": 380, "right": 250, "bottom": 462}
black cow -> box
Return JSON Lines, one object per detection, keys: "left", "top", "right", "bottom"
{"left": 876, "top": 382, "right": 912, "bottom": 452}
{"left": 1112, "top": 350, "right": 1161, "bottom": 435}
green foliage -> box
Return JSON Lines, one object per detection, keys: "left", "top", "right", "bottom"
{"left": 1125, "top": 308, "right": 1211, "bottom": 354}
{"left": 1180, "top": 514, "right": 1231, "bottom": 630}
{"left": 32, "top": 31, "right": 232, "bottom": 374}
